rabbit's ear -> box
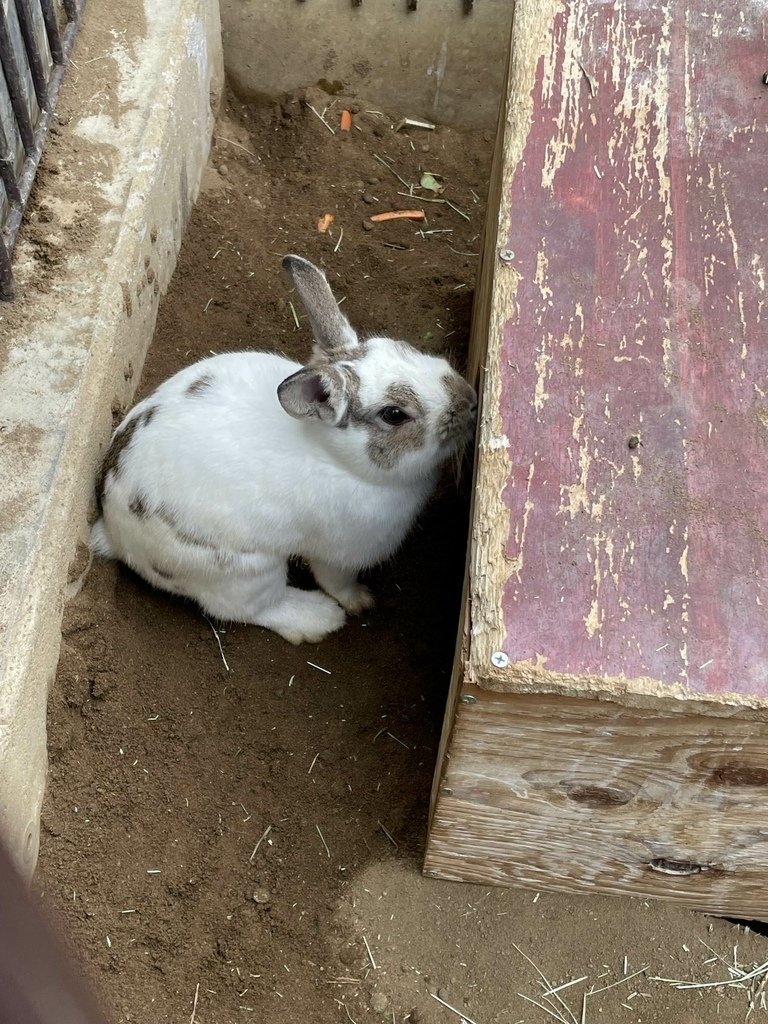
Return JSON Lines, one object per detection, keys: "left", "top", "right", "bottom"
{"left": 277, "top": 366, "right": 347, "bottom": 424}
{"left": 282, "top": 255, "right": 359, "bottom": 353}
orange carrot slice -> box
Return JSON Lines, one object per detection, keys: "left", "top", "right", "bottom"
{"left": 340, "top": 110, "right": 353, "bottom": 131}
{"left": 317, "top": 213, "right": 334, "bottom": 232}
{"left": 369, "top": 210, "right": 425, "bottom": 223}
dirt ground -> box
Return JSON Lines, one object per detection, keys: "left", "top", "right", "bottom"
{"left": 37, "top": 91, "right": 768, "bottom": 1024}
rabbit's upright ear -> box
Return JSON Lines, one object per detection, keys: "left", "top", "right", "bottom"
{"left": 277, "top": 366, "right": 348, "bottom": 424}
{"left": 282, "top": 255, "right": 359, "bottom": 354}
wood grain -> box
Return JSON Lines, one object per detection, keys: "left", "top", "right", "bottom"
{"left": 469, "top": 0, "right": 768, "bottom": 704}
{"left": 426, "top": 686, "right": 768, "bottom": 918}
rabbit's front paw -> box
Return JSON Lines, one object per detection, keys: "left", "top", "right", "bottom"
{"left": 334, "top": 583, "right": 375, "bottom": 616}
{"left": 259, "top": 588, "right": 346, "bottom": 645}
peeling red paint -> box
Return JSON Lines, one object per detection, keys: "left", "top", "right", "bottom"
{"left": 498, "top": 2, "right": 768, "bottom": 696}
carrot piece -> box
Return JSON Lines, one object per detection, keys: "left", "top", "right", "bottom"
{"left": 369, "top": 210, "right": 425, "bottom": 223}
{"left": 317, "top": 213, "right": 334, "bottom": 232}
{"left": 340, "top": 110, "right": 353, "bottom": 131}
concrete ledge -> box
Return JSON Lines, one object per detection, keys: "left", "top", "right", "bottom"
{"left": 0, "top": 0, "right": 223, "bottom": 878}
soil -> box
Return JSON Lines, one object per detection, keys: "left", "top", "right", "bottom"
{"left": 37, "top": 90, "right": 768, "bottom": 1024}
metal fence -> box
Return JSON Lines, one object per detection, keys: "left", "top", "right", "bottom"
{"left": 0, "top": 0, "right": 83, "bottom": 300}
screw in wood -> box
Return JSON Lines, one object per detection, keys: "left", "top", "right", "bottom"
{"left": 459, "top": 694, "right": 477, "bottom": 705}
{"left": 491, "top": 650, "right": 509, "bottom": 668}
{"left": 498, "top": 249, "right": 515, "bottom": 263}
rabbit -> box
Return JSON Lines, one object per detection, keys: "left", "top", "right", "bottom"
{"left": 90, "top": 255, "right": 477, "bottom": 645}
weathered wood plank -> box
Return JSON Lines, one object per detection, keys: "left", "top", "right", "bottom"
{"left": 469, "top": 0, "right": 768, "bottom": 704}
{"left": 426, "top": 686, "right": 768, "bottom": 918}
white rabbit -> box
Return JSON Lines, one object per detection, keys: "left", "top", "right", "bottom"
{"left": 91, "top": 255, "right": 476, "bottom": 644}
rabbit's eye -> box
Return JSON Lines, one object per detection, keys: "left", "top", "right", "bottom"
{"left": 379, "top": 405, "right": 410, "bottom": 426}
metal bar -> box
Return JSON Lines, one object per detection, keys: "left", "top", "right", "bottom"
{"left": 0, "top": 158, "right": 21, "bottom": 202}
{"left": 0, "top": 0, "right": 83, "bottom": 298}
{"left": 0, "top": 838, "right": 110, "bottom": 1023}
{"left": 3, "top": 5, "right": 82, "bottom": 246}
{"left": 39, "top": 0, "right": 63, "bottom": 63}
{"left": 0, "top": 229, "right": 16, "bottom": 299}
{"left": 0, "top": 0, "right": 37, "bottom": 152}
{"left": 15, "top": 0, "right": 52, "bottom": 109}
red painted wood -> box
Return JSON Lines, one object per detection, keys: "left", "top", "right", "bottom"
{"left": 498, "top": 2, "right": 768, "bottom": 697}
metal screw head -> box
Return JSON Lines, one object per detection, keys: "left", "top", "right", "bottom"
{"left": 459, "top": 694, "right": 477, "bottom": 705}
{"left": 491, "top": 650, "right": 509, "bottom": 668}
{"left": 498, "top": 249, "right": 515, "bottom": 263}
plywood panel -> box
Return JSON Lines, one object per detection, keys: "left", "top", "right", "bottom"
{"left": 469, "top": 0, "right": 768, "bottom": 705}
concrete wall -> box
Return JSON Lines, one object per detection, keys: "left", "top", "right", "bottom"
{"left": 0, "top": 0, "right": 223, "bottom": 879}
{"left": 221, "top": 0, "right": 513, "bottom": 129}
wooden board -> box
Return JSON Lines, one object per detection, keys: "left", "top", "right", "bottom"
{"left": 468, "top": 0, "right": 768, "bottom": 706}
{"left": 427, "top": 686, "right": 768, "bottom": 917}
{"left": 427, "top": 0, "right": 768, "bottom": 913}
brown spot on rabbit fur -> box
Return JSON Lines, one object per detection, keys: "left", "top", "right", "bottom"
{"left": 95, "top": 405, "right": 159, "bottom": 509}
{"left": 384, "top": 382, "right": 424, "bottom": 416}
{"left": 129, "top": 494, "right": 149, "bottom": 518}
{"left": 438, "top": 372, "right": 476, "bottom": 444}
{"left": 364, "top": 382, "right": 427, "bottom": 470}
{"left": 186, "top": 374, "right": 214, "bottom": 397}
{"left": 156, "top": 503, "right": 216, "bottom": 549}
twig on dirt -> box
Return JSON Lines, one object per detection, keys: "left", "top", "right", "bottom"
{"left": 517, "top": 992, "right": 570, "bottom": 1024}
{"left": 544, "top": 977, "right": 589, "bottom": 997}
{"left": 307, "top": 103, "right": 336, "bottom": 135}
{"left": 202, "top": 615, "right": 230, "bottom": 671}
{"left": 377, "top": 820, "right": 398, "bottom": 849}
{"left": 447, "top": 245, "right": 480, "bottom": 258}
{"left": 396, "top": 190, "right": 470, "bottom": 221}
{"left": 588, "top": 966, "right": 648, "bottom": 996}
{"left": 289, "top": 301, "right": 301, "bottom": 330}
{"left": 189, "top": 983, "right": 200, "bottom": 1024}
{"left": 307, "top": 661, "right": 331, "bottom": 674}
{"left": 249, "top": 825, "right": 272, "bottom": 863}
{"left": 342, "top": 1000, "right": 359, "bottom": 1024}
{"left": 651, "top": 960, "right": 768, "bottom": 991}
{"left": 308, "top": 752, "right": 320, "bottom": 774}
{"left": 316, "top": 824, "right": 331, "bottom": 858}
{"left": 334, "top": 227, "right": 344, "bottom": 253}
{"left": 386, "top": 731, "right": 410, "bottom": 750}
{"left": 374, "top": 154, "right": 413, "bottom": 189}
{"left": 513, "top": 944, "right": 578, "bottom": 1024}
{"left": 444, "top": 199, "right": 471, "bottom": 221}
{"left": 214, "top": 134, "right": 256, "bottom": 157}
{"left": 363, "top": 935, "right": 378, "bottom": 970}
{"left": 430, "top": 993, "right": 481, "bottom": 1024}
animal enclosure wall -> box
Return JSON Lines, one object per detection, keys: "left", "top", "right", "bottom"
{"left": 426, "top": 0, "right": 768, "bottom": 918}
{"left": 219, "top": 0, "right": 513, "bottom": 129}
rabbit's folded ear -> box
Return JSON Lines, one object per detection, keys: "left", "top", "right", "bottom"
{"left": 282, "top": 254, "right": 359, "bottom": 353}
{"left": 277, "top": 367, "right": 348, "bottom": 424}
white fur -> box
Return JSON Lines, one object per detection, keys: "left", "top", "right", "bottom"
{"left": 92, "top": 257, "right": 475, "bottom": 644}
